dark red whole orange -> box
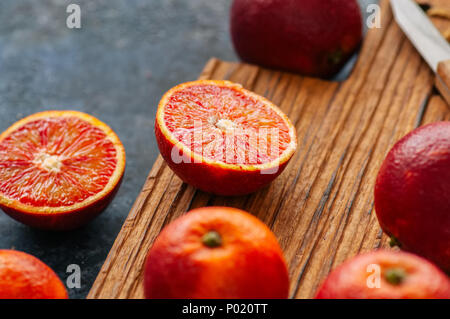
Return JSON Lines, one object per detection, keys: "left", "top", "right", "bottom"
{"left": 230, "top": 0, "right": 363, "bottom": 78}
{"left": 374, "top": 122, "right": 450, "bottom": 272}
{"left": 143, "top": 207, "right": 290, "bottom": 299}
{"left": 315, "top": 250, "right": 450, "bottom": 299}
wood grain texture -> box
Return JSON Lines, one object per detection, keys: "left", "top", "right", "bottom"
{"left": 436, "top": 60, "right": 450, "bottom": 107}
{"left": 88, "top": 0, "right": 450, "bottom": 299}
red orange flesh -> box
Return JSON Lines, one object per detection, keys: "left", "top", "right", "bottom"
{"left": 163, "top": 83, "right": 293, "bottom": 164}
{"left": 0, "top": 111, "right": 126, "bottom": 230}
{"left": 374, "top": 122, "right": 450, "bottom": 272}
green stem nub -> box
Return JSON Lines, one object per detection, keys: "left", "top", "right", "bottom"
{"left": 202, "top": 231, "right": 222, "bottom": 248}
{"left": 389, "top": 236, "right": 401, "bottom": 248}
{"left": 384, "top": 268, "right": 407, "bottom": 285}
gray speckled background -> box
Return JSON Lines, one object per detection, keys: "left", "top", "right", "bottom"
{"left": 0, "top": 0, "right": 376, "bottom": 298}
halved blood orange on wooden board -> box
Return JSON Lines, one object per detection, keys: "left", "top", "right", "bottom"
{"left": 144, "top": 207, "right": 290, "bottom": 299}
{"left": 0, "top": 111, "right": 126, "bottom": 230}
{"left": 155, "top": 80, "right": 297, "bottom": 195}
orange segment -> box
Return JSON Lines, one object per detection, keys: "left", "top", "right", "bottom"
{"left": 0, "top": 111, "right": 125, "bottom": 225}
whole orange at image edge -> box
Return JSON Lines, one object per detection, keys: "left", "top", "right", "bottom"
{"left": 144, "top": 207, "right": 290, "bottom": 299}
{"left": 375, "top": 122, "right": 450, "bottom": 272}
{"left": 0, "top": 111, "right": 126, "bottom": 230}
{"left": 0, "top": 250, "right": 67, "bottom": 299}
{"left": 315, "top": 250, "right": 450, "bottom": 299}
{"left": 155, "top": 80, "right": 297, "bottom": 196}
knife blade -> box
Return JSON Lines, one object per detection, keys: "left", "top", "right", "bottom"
{"left": 391, "top": 0, "right": 450, "bottom": 106}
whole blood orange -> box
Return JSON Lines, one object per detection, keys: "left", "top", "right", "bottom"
{"left": 315, "top": 250, "right": 450, "bottom": 299}
{"left": 374, "top": 122, "right": 450, "bottom": 272}
{"left": 0, "top": 250, "right": 68, "bottom": 299}
{"left": 155, "top": 80, "right": 297, "bottom": 196}
{"left": 144, "top": 206, "right": 290, "bottom": 299}
{"left": 231, "top": 0, "right": 363, "bottom": 78}
{"left": 0, "top": 111, "right": 126, "bottom": 230}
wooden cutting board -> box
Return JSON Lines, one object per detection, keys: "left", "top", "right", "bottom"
{"left": 88, "top": 0, "right": 450, "bottom": 299}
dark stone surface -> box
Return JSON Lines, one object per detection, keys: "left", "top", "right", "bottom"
{"left": 0, "top": 0, "right": 376, "bottom": 298}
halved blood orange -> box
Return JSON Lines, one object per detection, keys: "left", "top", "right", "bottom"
{"left": 155, "top": 80, "right": 297, "bottom": 195}
{"left": 0, "top": 111, "right": 126, "bottom": 230}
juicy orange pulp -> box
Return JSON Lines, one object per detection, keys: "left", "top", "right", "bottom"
{"left": 163, "top": 84, "right": 292, "bottom": 165}
{"left": 0, "top": 116, "right": 117, "bottom": 208}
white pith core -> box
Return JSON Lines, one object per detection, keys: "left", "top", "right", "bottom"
{"left": 209, "top": 116, "right": 238, "bottom": 131}
{"left": 33, "top": 153, "right": 62, "bottom": 173}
